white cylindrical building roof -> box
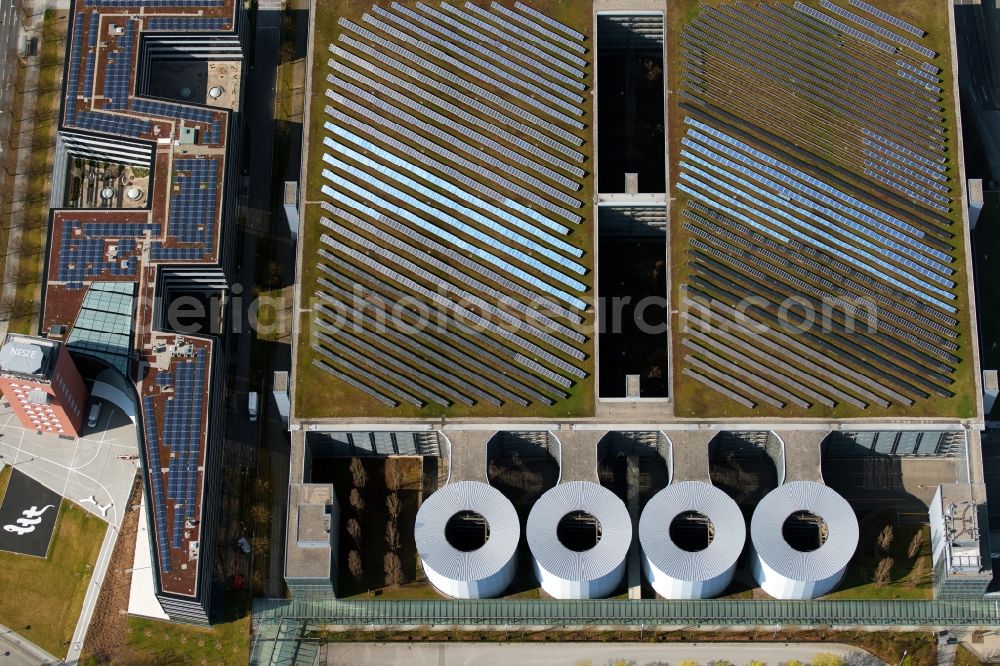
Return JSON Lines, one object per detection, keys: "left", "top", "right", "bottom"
{"left": 414, "top": 481, "right": 519, "bottom": 599}
{"left": 639, "top": 481, "right": 745, "bottom": 599}
{"left": 526, "top": 481, "right": 631, "bottom": 599}
{"left": 750, "top": 481, "right": 859, "bottom": 599}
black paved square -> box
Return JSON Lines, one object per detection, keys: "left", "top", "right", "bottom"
{"left": 0, "top": 469, "right": 62, "bottom": 557}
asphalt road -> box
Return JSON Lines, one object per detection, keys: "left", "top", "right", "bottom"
{"left": 318, "top": 642, "right": 882, "bottom": 666}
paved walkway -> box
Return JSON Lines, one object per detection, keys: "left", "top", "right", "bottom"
{"left": 315, "top": 641, "right": 883, "bottom": 666}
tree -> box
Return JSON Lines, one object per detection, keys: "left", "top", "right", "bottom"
{"left": 907, "top": 529, "right": 926, "bottom": 559}
{"left": 384, "top": 551, "right": 406, "bottom": 586}
{"left": 877, "top": 524, "right": 894, "bottom": 552}
{"left": 907, "top": 557, "right": 930, "bottom": 587}
{"left": 874, "top": 557, "right": 894, "bottom": 587}
{"left": 385, "top": 521, "right": 401, "bottom": 552}
{"left": 385, "top": 462, "right": 403, "bottom": 492}
{"left": 386, "top": 493, "right": 402, "bottom": 521}
{"left": 349, "top": 488, "right": 365, "bottom": 514}
{"left": 250, "top": 503, "right": 270, "bottom": 527}
{"left": 350, "top": 457, "right": 368, "bottom": 489}
{"left": 346, "top": 518, "right": 362, "bottom": 548}
{"left": 348, "top": 550, "right": 363, "bottom": 581}
{"left": 251, "top": 534, "right": 270, "bottom": 556}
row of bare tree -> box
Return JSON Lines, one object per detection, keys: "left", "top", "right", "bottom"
{"left": 345, "top": 458, "right": 409, "bottom": 587}
{"left": 873, "top": 524, "right": 927, "bottom": 588}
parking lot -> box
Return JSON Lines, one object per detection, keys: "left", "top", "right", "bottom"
{"left": 0, "top": 399, "right": 139, "bottom": 529}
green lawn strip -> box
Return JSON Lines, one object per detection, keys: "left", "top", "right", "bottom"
{"left": 0, "top": 465, "right": 105, "bottom": 657}
{"left": 122, "top": 609, "right": 250, "bottom": 665}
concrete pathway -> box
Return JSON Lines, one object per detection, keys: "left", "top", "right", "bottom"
{"left": 316, "top": 641, "right": 884, "bottom": 666}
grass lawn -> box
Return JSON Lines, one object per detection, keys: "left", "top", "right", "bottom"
{"left": 0, "top": 465, "right": 105, "bottom": 657}
{"left": 824, "top": 518, "right": 932, "bottom": 601}
{"left": 120, "top": 609, "right": 250, "bottom": 665}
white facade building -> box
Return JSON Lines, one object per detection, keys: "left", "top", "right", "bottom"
{"left": 750, "top": 481, "right": 858, "bottom": 599}
{"left": 526, "top": 481, "right": 631, "bottom": 599}
{"left": 639, "top": 481, "right": 745, "bottom": 599}
{"left": 413, "top": 481, "right": 519, "bottom": 599}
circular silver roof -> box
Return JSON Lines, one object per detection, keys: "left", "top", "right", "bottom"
{"left": 639, "top": 481, "right": 745, "bottom": 582}
{"left": 750, "top": 481, "right": 858, "bottom": 582}
{"left": 414, "top": 481, "right": 518, "bottom": 582}
{"left": 526, "top": 481, "right": 631, "bottom": 582}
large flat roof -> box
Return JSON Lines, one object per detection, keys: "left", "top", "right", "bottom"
{"left": 42, "top": 0, "right": 243, "bottom": 601}
{"left": 291, "top": 0, "right": 982, "bottom": 428}
{"left": 292, "top": 0, "right": 597, "bottom": 421}
{"left": 668, "top": 0, "right": 981, "bottom": 421}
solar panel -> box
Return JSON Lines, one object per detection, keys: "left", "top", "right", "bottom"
{"left": 65, "top": 14, "right": 84, "bottom": 123}
{"left": 321, "top": 140, "right": 580, "bottom": 258}
{"left": 327, "top": 59, "right": 585, "bottom": 169}
{"left": 848, "top": 0, "right": 925, "bottom": 37}
{"left": 680, "top": 158, "right": 956, "bottom": 296}
{"left": 341, "top": 16, "right": 584, "bottom": 128}
{"left": 318, "top": 236, "right": 586, "bottom": 376}
{"left": 142, "top": 396, "right": 171, "bottom": 573}
{"left": 463, "top": 2, "right": 587, "bottom": 67}
{"left": 167, "top": 157, "right": 219, "bottom": 246}
{"left": 416, "top": 4, "right": 584, "bottom": 90}
{"left": 819, "top": 0, "right": 935, "bottom": 58}
{"left": 102, "top": 21, "right": 135, "bottom": 108}
{"left": 84, "top": 0, "right": 223, "bottom": 6}
{"left": 146, "top": 16, "right": 229, "bottom": 31}
{"left": 380, "top": 4, "right": 584, "bottom": 103}
{"left": 131, "top": 99, "right": 222, "bottom": 144}
{"left": 676, "top": 177, "right": 957, "bottom": 314}
{"left": 680, "top": 133, "right": 953, "bottom": 267}
{"left": 74, "top": 110, "right": 151, "bottom": 137}
{"left": 513, "top": 1, "right": 585, "bottom": 41}
{"left": 794, "top": 2, "right": 896, "bottom": 53}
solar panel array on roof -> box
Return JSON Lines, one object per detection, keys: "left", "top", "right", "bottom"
{"left": 142, "top": 396, "right": 172, "bottom": 573}
{"left": 131, "top": 99, "right": 222, "bottom": 144}
{"left": 84, "top": 0, "right": 223, "bottom": 6}
{"left": 65, "top": 13, "right": 84, "bottom": 123}
{"left": 161, "top": 349, "right": 206, "bottom": 549}
{"left": 57, "top": 221, "right": 141, "bottom": 288}
{"left": 74, "top": 110, "right": 151, "bottom": 137}
{"left": 66, "top": 281, "right": 136, "bottom": 375}
{"left": 103, "top": 21, "right": 135, "bottom": 109}
{"left": 146, "top": 16, "right": 229, "bottom": 31}
{"left": 149, "top": 245, "right": 207, "bottom": 261}
{"left": 168, "top": 158, "right": 219, "bottom": 245}
{"left": 82, "top": 13, "right": 99, "bottom": 95}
